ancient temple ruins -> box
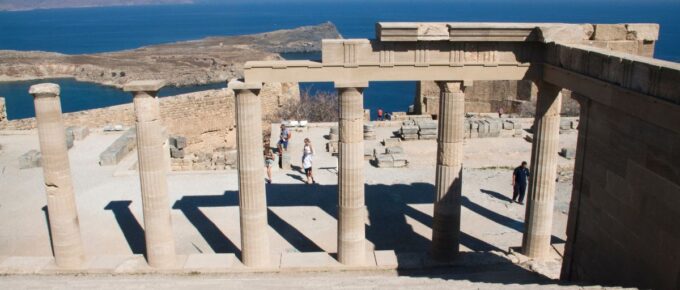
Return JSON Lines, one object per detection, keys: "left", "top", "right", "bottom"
{"left": 26, "top": 22, "right": 678, "bottom": 290}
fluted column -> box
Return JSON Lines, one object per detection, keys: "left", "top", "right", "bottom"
{"left": 230, "top": 80, "right": 270, "bottom": 267}
{"left": 522, "top": 81, "right": 562, "bottom": 258}
{"left": 124, "top": 80, "right": 176, "bottom": 268}
{"left": 336, "top": 82, "right": 367, "bottom": 265}
{"left": 430, "top": 81, "right": 465, "bottom": 260}
{"left": 30, "top": 83, "right": 85, "bottom": 268}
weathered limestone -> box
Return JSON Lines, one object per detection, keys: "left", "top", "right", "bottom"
{"left": 230, "top": 80, "right": 270, "bottom": 267}
{"left": 431, "top": 81, "right": 465, "bottom": 260}
{"left": 123, "top": 80, "right": 176, "bottom": 268}
{"left": 336, "top": 82, "right": 368, "bottom": 265}
{"left": 522, "top": 81, "right": 562, "bottom": 259}
{"left": 29, "top": 83, "right": 85, "bottom": 268}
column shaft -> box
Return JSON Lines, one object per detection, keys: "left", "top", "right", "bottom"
{"left": 336, "top": 85, "right": 366, "bottom": 265}
{"left": 431, "top": 81, "right": 465, "bottom": 260}
{"left": 235, "top": 86, "right": 270, "bottom": 267}
{"left": 133, "top": 91, "right": 176, "bottom": 268}
{"left": 31, "top": 83, "right": 85, "bottom": 268}
{"left": 522, "top": 81, "right": 562, "bottom": 258}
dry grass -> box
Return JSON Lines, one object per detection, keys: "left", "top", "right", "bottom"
{"left": 275, "top": 90, "right": 339, "bottom": 122}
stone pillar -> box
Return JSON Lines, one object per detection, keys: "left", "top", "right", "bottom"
{"left": 522, "top": 81, "right": 562, "bottom": 259}
{"left": 123, "top": 80, "right": 176, "bottom": 268}
{"left": 29, "top": 83, "right": 85, "bottom": 268}
{"left": 335, "top": 82, "right": 367, "bottom": 265}
{"left": 230, "top": 80, "right": 270, "bottom": 267}
{"left": 430, "top": 81, "right": 465, "bottom": 260}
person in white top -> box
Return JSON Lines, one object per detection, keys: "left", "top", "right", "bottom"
{"left": 302, "top": 138, "right": 315, "bottom": 184}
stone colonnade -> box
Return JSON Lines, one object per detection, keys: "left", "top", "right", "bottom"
{"left": 32, "top": 77, "right": 561, "bottom": 268}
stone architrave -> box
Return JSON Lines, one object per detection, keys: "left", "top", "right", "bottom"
{"left": 29, "top": 83, "right": 85, "bottom": 268}
{"left": 336, "top": 82, "right": 368, "bottom": 266}
{"left": 230, "top": 80, "right": 270, "bottom": 267}
{"left": 124, "top": 80, "right": 177, "bottom": 268}
{"left": 430, "top": 81, "right": 465, "bottom": 261}
{"left": 522, "top": 81, "right": 562, "bottom": 259}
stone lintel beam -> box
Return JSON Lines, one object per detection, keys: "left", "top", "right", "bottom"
{"left": 126, "top": 81, "right": 177, "bottom": 268}
{"left": 29, "top": 83, "right": 86, "bottom": 268}
{"left": 336, "top": 83, "right": 367, "bottom": 266}
{"left": 232, "top": 79, "right": 270, "bottom": 267}
{"left": 123, "top": 80, "right": 166, "bottom": 93}
{"left": 430, "top": 81, "right": 465, "bottom": 261}
{"left": 522, "top": 81, "right": 562, "bottom": 259}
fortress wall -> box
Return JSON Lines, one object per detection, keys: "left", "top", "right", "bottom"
{"left": 546, "top": 43, "right": 680, "bottom": 290}
{"left": 0, "top": 83, "right": 299, "bottom": 141}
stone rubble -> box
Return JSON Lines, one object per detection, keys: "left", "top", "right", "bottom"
{"left": 99, "top": 128, "right": 136, "bottom": 166}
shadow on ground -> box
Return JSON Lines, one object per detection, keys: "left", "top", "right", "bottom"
{"left": 101, "top": 182, "right": 566, "bottom": 284}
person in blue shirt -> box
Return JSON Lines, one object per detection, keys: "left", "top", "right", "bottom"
{"left": 512, "top": 161, "right": 530, "bottom": 204}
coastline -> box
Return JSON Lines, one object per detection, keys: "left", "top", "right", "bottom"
{"left": 0, "top": 23, "right": 341, "bottom": 89}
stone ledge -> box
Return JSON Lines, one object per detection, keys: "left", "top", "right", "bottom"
{"left": 0, "top": 251, "right": 517, "bottom": 275}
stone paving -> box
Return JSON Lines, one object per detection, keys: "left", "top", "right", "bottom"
{"left": 0, "top": 122, "right": 578, "bottom": 281}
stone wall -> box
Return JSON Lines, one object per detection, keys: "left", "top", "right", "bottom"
{"left": 565, "top": 99, "right": 679, "bottom": 289}
{"left": 544, "top": 43, "right": 680, "bottom": 289}
{"left": 0, "top": 82, "right": 299, "bottom": 135}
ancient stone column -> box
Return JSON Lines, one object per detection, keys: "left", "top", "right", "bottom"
{"left": 522, "top": 81, "right": 562, "bottom": 259}
{"left": 230, "top": 80, "right": 270, "bottom": 267}
{"left": 123, "top": 80, "right": 176, "bottom": 268}
{"left": 29, "top": 83, "right": 85, "bottom": 268}
{"left": 430, "top": 81, "right": 465, "bottom": 260}
{"left": 336, "top": 82, "right": 367, "bottom": 265}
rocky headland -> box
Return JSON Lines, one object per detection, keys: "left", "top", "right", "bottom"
{"left": 0, "top": 22, "right": 341, "bottom": 88}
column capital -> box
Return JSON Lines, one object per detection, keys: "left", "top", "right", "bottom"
{"left": 335, "top": 81, "right": 369, "bottom": 89}
{"left": 436, "top": 81, "right": 465, "bottom": 93}
{"left": 229, "top": 80, "right": 262, "bottom": 92}
{"left": 124, "top": 80, "right": 165, "bottom": 94}
{"left": 29, "top": 83, "right": 60, "bottom": 97}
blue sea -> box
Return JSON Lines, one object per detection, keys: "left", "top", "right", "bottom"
{"left": 1, "top": 0, "right": 679, "bottom": 120}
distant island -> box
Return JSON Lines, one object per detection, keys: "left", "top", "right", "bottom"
{"left": 0, "top": 0, "right": 193, "bottom": 11}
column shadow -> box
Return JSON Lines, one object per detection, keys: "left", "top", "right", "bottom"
{"left": 41, "top": 206, "right": 55, "bottom": 256}
{"left": 480, "top": 189, "right": 514, "bottom": 203}
{"left": 104, "top": 200, "right": 146, "bottom": 256}
{"left": 172, "top": 196, "right": 240, "bottom": 256}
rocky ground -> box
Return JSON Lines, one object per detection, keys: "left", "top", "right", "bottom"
{"left": 0, "top": 22, "right": 341, "bottom": 88}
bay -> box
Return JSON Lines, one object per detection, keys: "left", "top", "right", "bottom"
{"left": 1, "top": 0, "right": 678, "bottom": 120}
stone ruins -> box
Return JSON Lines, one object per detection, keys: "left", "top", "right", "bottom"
{"left": 5, "top": 22, "right": 679, "bottom": 290}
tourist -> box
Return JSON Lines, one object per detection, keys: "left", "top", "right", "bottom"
{"left": 264, "top": 144, "right": 275, "bottom": 184}
{"left": 498, "top": 107, "right": 504, "bottom": 118}
{"left": 277, "top": 124, "right": 291, "bottom": 152}
{"left": 512, "top": 161, "right": 530, "bottom": 204}
{"left": 377, "top": 108, "right": 384, "bottom": 121}
{"left": 302, "top": 138, "right": 315, "bottom": 184}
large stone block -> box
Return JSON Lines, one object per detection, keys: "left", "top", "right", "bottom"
{"left": 592, "top": 24, "right": 628, "bottom": 41}
{"left": 99, "top": 128, "right": 136, "bottom": 166}
{"left": 625, "top": 24, "right": 660, "bottom": 41}
{"left": 66, "top": 126, "right": 90, "bottom": 141}
{"left": 19, "top": 150, "right": 41, "bottom": 169}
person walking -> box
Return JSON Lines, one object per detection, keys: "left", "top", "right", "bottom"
{"left": 512, "top": 161, "right": 530, "bottom": 204}
{"left": 302, "top": 138, "right": 315, "bottom": 184}
{"left": 264, "top": 144, "right": 275, "bottom": 184}
{"left": 377, "top": 108, "right": 384, "bottom": 121}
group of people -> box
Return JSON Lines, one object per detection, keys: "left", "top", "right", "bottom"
{"left": 264, "top": 124, "right": 315, "bottom": 184}
{"left": 265, "top": 124, "right": 531, "bottom": 204}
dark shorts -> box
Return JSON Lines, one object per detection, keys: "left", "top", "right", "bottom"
{"left": 304, "top": 167, "right": 312, "bottom": 175}
{"left": 277, "top": 139, "right": 288, "bottom": 149}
